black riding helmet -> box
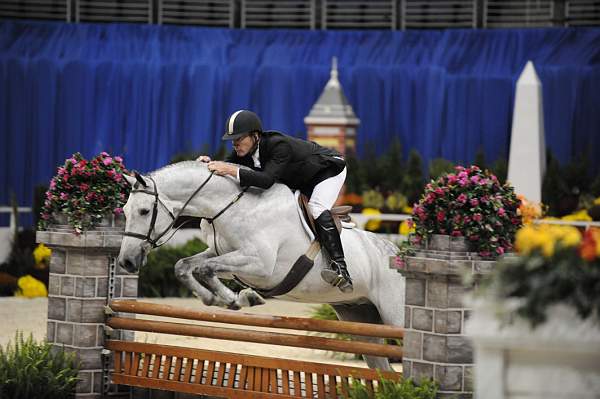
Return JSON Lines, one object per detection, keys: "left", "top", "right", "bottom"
{"left": 222, "top": 110, "right": 262, "bottom": 141}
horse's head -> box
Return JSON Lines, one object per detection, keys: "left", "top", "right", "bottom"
{"left": 117, "top": 172, "right": 175, "bottom": 273}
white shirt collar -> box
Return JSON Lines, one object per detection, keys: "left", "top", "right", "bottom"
{"left": 251, "top": 142, "right": 261, "bottom": 168}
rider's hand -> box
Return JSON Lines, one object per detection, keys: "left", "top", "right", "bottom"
{"left": 196, "top": 155, "right": 211, "bottom": 163}
{"left": 208, "top": 161, "right": 238, "bottom": 177}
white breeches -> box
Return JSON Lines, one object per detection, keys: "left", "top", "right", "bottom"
{"left": 307, "top": 167, "right": 347, "bottom": 219}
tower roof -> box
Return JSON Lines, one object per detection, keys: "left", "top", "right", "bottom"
{"left": 304, "top": 57, "right": 359, "bottom": 126}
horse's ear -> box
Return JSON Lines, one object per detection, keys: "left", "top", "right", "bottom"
{"left": 124, "top": 174, "right": 137, "bottom": 187}
{"left": 134, "top": 171, "right": 148, "bottom": 188}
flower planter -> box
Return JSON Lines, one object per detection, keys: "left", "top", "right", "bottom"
{"left": 466, "top": 298, "right": 600, "bottom": 399}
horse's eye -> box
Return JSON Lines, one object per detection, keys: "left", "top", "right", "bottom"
{"left": 139, "top": 209, "right": 150, "bottom": 216}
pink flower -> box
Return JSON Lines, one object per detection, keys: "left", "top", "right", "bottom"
{"left": 496, "top": 246, "right": 505, "bottom": 255}
{"left": 498, "top": 208, "right": 506, "bottom": 217}
{"left": 453, "top": 215, "right": 462, "bottom": 224}
{"left": 407, "top": 219, "right": 414, "bottom": 228}
{"left": 451, "top": 230, "right": 462, "bottom": 237}
{"left": 57, "top": 167, "right": 66, "bottom": 175}
{"left": 479, "top": 251, "right": 491, "bottom": 258}
{"left": 463, "top": 215, "right": 471, "bottom": 223}
{"left": 60, "top": 192, "right": 69, "bottom": 200}
{"left": 437, "top": 211, "right": 446, "bottom": 222}
{"left": 103, "top": 157, "right": 113, "bottom": 166}
{"left": 101, "top": 151, "right": 110, "bottom": 157}
{"left": 114, "top": 156, "right": 123, "bottom": 163}
{"left": 455, "top": 165, "right": 465, "bottom": 172}
{"left": 457, "top": 193, "right": 467, "bottom": 203}
{"left": 480, "top": 196, "right": 489, "bottom": 203}
{"left": 469, "top": 234, "right": 480, "bottom": 241}
{"left": 447, "top": 174, "right": 458, "bottom": 184}
{"left": 470, "top": 175, "right": 480, "bottom": 184}
{"left": 79, "top": 183, "right": 89, "bottom": 191}
{"left": 41, "top": 213, "right": 50, "bottom": 220}
{"left": 478, "top": 179, "right": 488, "bottom": 186}
{"left": 458, "top": 178, "right": 468, "bottom": 187}
{"left": 394, "top": 257, "right": 406, "bottom": 269}
{"left": 425, "top": 193, "right": 435, "bottom": 204}
{"left": 114, "top": 207, "right": 123, "bottom": 215}
{"left": 473, "top": 213, "right": 483, "bottom": 222}
{"left": 435, "top": 188, "right": 444, "bottom": 196}
{"left": 426, "top": 183, "right": 433, "bottom": 191}
{"left": 511, "top": 218, "right": 520, "bottom": 225}
{"left": 470, "top": 198, "right": 479, "bottom": 207}
{"left": 458, "top": 171, "right": 468, "bottom": 179}
{"left": 114, "top": 173, "right": 123, "bottom": 182}
{"left": 49, "top": 180, "right": 56, "bottom": 189}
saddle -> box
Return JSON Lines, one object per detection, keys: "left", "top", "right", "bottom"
{"left": 235, "top": 194, "right": 353, "bottom": 299}
{"left": 298, "top": 193, "right": 353, "bottom": 236}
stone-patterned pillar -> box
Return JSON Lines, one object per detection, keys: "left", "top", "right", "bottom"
{"left": 37, "top": 216, "right": 138, "bottom": 399}
{"left": 391, "top": 234, "right": 495, "bottom": 399}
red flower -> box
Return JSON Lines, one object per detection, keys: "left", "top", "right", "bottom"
{"left": 437, "top": 211, "right": 446, "bottom": 222}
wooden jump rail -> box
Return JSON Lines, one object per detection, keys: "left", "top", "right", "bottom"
{"left": 105, "top": 300, "right": 403, "bottom": 398}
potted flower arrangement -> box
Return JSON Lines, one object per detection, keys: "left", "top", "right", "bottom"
{"left": 38, "top": 152, "right": 130, "bottom": 233}
{"left": 467, "top": 225, "right": 600, "bottom": 398}
{"left": 411, "top": 165, "right": 521, "bottom": 257}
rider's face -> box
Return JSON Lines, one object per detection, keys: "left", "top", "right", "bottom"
{"left": 233, "top": 134, "right": 255, "bottom": 157}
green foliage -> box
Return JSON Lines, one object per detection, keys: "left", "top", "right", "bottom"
{"left": 342, "top": 376, "right": 438, "bottom": 399}
{"left": 140, "top": 239, "right": 208, "bottom": 297}
{"left": 345, "top": 152, "right": 368, "bottom": 195}
{"left": 402, "top": 150, "right": 425, "bottom": 206}
{"left": 378, "top": 139, "right": 405, "bottom": 192}
{"left": 542, "top": 153, "right": 584, "bottom": 217}
{"left": 428, "top": 158, "right": 455, "bottom": 180}
{"left": 490, "top": 158, "right": 508, "bottom": 184}
{"left": 0, "top": 333, "right": 79, "bottom": 399}
{"left": 473, "top": 147, "right": 487, "bottom": 171}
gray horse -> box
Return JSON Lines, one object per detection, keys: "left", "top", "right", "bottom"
{"left": 117, "top": 161, "right": 404, "bottom": 370}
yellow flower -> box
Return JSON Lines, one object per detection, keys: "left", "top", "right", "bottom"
{"left": 515, "top": 224, "right": 582, "bottom": 257}
{"left": 362, "top": 208, "right": 381, "bottom": 231}
{"left": 33, "top": 243, "right": 52, "bottom": 266}
{"left": 402, "top": 206, "right": 413, "bottom": 214}
{"left": 15, "top": 275, "right": 48, "bottom": 298}
{"left": 399, "top": 220, "right": 415, "bottom": 236}
{"left": 594, "top": 197, "right": 600, "bottom": 206}
{"left": 561, "top": 209, "right": 592, "bottom": 222}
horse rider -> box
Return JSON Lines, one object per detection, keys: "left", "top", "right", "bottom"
{"left": 197, "top": 110, "right": 353, "bottom": 293}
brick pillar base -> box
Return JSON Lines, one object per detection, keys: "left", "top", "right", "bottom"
{"left": 391, "top": 234, "right": 496, "bottom": 398}
{"left": 38, "top": 216, "right": 138, "bottom": 398}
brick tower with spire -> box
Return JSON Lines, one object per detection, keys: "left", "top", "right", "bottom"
{"left": 304, "top": 57, "right": 360, "bottom": 155}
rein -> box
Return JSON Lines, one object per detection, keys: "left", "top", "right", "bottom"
{"left": 123, "top": 171, "right": 247, "bottom": 249}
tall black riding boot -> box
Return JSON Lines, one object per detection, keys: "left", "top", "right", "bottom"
{"left": 315, "top": 210, "right": 353, "bottom": 293}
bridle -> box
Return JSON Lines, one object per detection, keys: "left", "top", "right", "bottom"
{"left": 122, "top": 171, "right": 248, "bottom": 250}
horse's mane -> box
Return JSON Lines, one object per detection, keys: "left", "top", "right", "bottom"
{"left": 149, "top": 160, "right": 252, "bottom": 178}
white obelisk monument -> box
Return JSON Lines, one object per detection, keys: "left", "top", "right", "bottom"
{"left": 507, "top": 61, "right": 546, "bottom": 203}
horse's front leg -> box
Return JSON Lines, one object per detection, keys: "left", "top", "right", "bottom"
{"left": 196, "top": 249, "right": 271, "bottom": 310}
{"left": 174, "top": 249, "right": 230, "bottom": 307}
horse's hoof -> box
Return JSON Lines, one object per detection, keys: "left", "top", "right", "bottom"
{"left": 239, "top": 288, "right": 266, "bottom": 307}
{"left": 320, "top": 269, "right": 339, "bottom": 285}
{"left": 338, "top": 281, "right": 354, "bottom": 293}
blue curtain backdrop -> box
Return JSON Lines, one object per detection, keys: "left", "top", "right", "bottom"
{"left": 1, "top": 20, "right": 600, "bottom": 222}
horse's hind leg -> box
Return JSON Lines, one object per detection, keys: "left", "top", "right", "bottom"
{"left": 331, "top": 303, "right": 395, "bottom": 371}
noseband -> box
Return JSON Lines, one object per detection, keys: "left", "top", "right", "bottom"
{"left": 122, "top": 171, "right": 246, "bottom": 249}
